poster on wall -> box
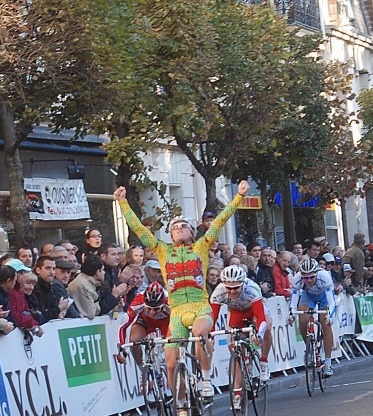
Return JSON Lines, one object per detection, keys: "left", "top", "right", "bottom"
{"left": 25, "top": 178, "right": 90, "bottom": 220}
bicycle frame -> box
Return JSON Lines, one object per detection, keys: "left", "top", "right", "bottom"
{"left": 210, "top": 326, "right": 267, "bottom": 416}
{"left": 291, "top": 309, "right": 328, "bottom": 396}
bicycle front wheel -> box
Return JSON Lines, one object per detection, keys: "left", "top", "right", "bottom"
{"left": 142, "top": 364, "right": 157, "bottom": 416}
{"left": 317, "top": 332, "right": 327, "bottom": 393}
{"left": 229, "top": 352, "right": 249, "bottom": 416}
{"left": 250, "top": 352, "right": 267, "bottom": 416}
{"left": 173, "top": 362, "right": 193, "bottom": 416}
{"left": 305, "top": 338, "right": 316, "bottom": 397}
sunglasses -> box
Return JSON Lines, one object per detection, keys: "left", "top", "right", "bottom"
{"left": 302, "top": 274, "right": 316, "bottom": 280}
{"left": 171, "top": 223, "right": 190, "bottom": 231}
{"left": 145, "top": 306, "right": 162, "bottom": 312}
{"left": 88, "top": 234, "right": 102, "bottom": 239}
{"left": 224, "top": 284, "right": 243, "bottom": 291}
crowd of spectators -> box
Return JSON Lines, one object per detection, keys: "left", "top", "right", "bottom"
{"left": 0, "top": 220, "right": 372, "bottom": 338}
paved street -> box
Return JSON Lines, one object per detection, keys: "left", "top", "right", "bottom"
{"left": 131, "top": 355, "right": 373, "bottom": 416}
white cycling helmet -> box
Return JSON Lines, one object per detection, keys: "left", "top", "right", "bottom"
{"left": 220, "top": 265, "right": 246, "bottom": 283}
{"left": 169, "top": 215, "right": 196, "bottom": 238}
{"left": 299, "top": 258, "right": 319, "bottom": 274}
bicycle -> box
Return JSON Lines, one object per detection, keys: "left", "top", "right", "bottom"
{"left": 289, "top": 309, "right": 328, "bottom": 397}
{"left": 211, "top": 324, "right": 267, "bottom": 416}
{"left": 118, "top": 331, "right": 172, "bottom": 416}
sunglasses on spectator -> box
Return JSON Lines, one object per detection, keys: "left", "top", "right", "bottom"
{"left": 171, "top": 223, "right": 190, "bottom": 231}
{"left": 302, "top": 274, "right": 316, "bottom": 280}
{"left": 224, "top": 284, "right": 243, "bottom": 291}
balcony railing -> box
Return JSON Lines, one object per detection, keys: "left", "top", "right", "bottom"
{"left": 239, "top": 0, "right": 321, "bottom": 32}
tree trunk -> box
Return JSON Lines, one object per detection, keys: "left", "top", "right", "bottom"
{"left": 0, "top": 101, "right": 32, "bottom": 246}
{"left": 340, "top": 198, "right": 349, "bottom": 250}
{"left": 259, "top": 180, "right": 274, "bottom": 247}
{"left": 282, "top": 177, "right": 296, "bottom": 250}
{"left": 204, "top": 175, "right": 218, "bottom": 212}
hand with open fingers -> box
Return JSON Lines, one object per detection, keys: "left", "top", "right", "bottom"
{"left": 114, "top": 186, "right": 127, "bottom": 201}
{"left": 238, "top": 180, "right": 249, "bottom": 196}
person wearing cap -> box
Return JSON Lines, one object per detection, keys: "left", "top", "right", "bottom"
{"left": 322, "top": 253, "right": 336, "bottom": 273}
{"left": 139, "top": 259, "right": 164, "bottom": 291}
{"left": 342, "top": 264, "right": 357, "bottom": 295}
{"left": 196, "top": 211, "right": 215, "bottom": 239}
{"left": 114, "top": 180, "right": 249, "bottom": 408}
{"left": 343, "top": 233, "right": 366, "bottom": 289}
{"left": 52, "top": 260, "right": 81, "bottom": 319}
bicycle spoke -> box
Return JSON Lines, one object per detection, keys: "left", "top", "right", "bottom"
{"left": 229, "top": 352, "right": 249, "bottom": 416}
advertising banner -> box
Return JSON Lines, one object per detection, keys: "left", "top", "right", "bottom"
{"left": 25, "top": 178, "right": 90, "bottom": 220}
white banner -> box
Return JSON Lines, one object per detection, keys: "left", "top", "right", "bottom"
{"left": 25, "top": 178, "right": 90, "bottom": 220}
{"left": 0, "top": 294, "right": 355, "bottom": 415}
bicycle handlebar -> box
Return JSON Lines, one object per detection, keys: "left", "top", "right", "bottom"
{"left": 119, "top": 326, "right": 256, "bottom": 349}
{"left": 290, "top": 309, "right": 328, "bottom": 315}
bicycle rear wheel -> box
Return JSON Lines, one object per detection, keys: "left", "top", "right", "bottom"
{"left": 229, "top": 352, "right": 249, "bottom": 416}
{"left": 305, "top": 338, "right": 316, "bottom": 397}
{"left": 250, "top": 352, "right": 267, "bottom": 416}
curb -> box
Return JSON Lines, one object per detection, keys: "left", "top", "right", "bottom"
{"left": 267, "top": 354, "right": 373, "bottom": 392}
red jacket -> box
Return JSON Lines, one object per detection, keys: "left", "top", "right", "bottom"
{"left": 272, "top": 262, "right": 291, "bottom": 297}
{"left": 9, "top": 288, "right": 39, "bottom": 329}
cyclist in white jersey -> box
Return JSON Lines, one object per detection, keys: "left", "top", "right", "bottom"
{"left": 289, "top": 258, "right": 336, "bottom": 377}
{"left": 210, "top": 265, "right": 272, "bottom": 410}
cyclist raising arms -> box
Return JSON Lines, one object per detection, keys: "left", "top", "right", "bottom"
{"left": 210, "top": 265, "right": 272, "bottom": 411}
{"left": 288, "top": 258, "right": 336, "bottom": 377}
{"left": 117, "top": 281, "right": 170, "bottom": 369}
{"left": 114, "top": 181, "right": 249, "bottom": 415}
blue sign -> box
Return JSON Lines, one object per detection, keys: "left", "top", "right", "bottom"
{"left": 275, "top": 183, "right": 319, "bottom": 208}
{"left": 0, "top": 365, "right": 10, "bottom": 416}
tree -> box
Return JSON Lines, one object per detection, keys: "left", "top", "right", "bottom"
{"left": 0, "top": 0, "right": 104, "bottom": 245}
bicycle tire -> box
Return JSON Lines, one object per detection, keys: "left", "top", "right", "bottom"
{"left": 142, "top": 364, "right": 158, "bottom": 416}
{"left": 317, "top": 330, "right": 327, "bottom": 393}
{"left": 305, "top": 337, "right": 316, "bottom": 397}
{"left": 250, "top": 352, "right": 267, "bottom": 416}
{"left": 229, "top": 352, "right": 249, "bottom": 416}
{"left": 173, "top": 362, "right": 195, "bottom": 416}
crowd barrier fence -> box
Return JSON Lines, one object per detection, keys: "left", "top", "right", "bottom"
{"left": 0, "top": 292, "right": 371, "bottom": 416}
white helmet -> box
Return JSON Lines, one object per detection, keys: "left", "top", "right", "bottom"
{"left": 169, "top": 215, "right": 196, "bottom": 238}
{"left": 299, "top": 258, "right": 319, "bottom": 274}
{"left": 220, "top": 265, "right": 246, "bottom": 283}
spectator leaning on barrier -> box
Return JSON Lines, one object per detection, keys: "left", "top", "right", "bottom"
{"left": 342, "top": 264, "right": 357, "bottom": 296}
{"left": 271, "top": 251, "right": 292, "bottom": 298}
{"left": 67, "top": 254, "right": 104, "bottom": 319}
{"left": 33, "top": 256, "right": 69, "bottom": 322}
{"left": 0, "top": 265, "right": 17, "bottom": 335}
{"left": 343, "top": 233, "right": 366, "bottom": 289}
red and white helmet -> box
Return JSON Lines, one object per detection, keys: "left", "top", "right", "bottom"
{"left": 144, "top": 282, "right": 165, "bottom": 307}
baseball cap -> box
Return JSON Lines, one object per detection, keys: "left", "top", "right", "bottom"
{"left": 5, "top": 259, "right": 31, "bottom": 273}
{"left": 144, "top": 260, "right": 161, "bottom": 270}
{"left": 323, "top": 253, "right": 335, "bottom": 263}
{"left": 202, "top": 211, "right": 215, "bottom": 221}
{"left": 55, "top": 260, "right": 74, "bottom": 270}
{"left": 334, "top": 256, "right": 343, "bottom": 264}
{"left": 343, "top": 264, "right": 355, "bottom": 273}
